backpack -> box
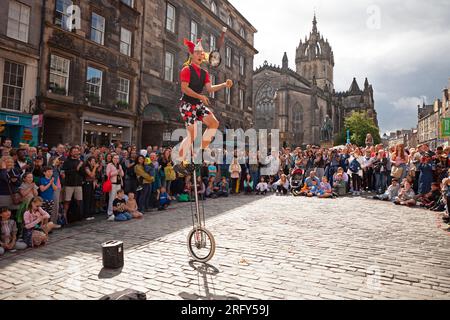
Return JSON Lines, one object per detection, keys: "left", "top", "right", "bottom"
{"left": 349, "top": 159, "right": 360, "bottom": 173}
{"left": 100, "top": 289, "right": 146, "bottom": 300}
{"left": 177, "top": 194, "right": 190, "bottom": 202}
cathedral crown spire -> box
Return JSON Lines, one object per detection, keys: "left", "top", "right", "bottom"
{"left": 312, "top": 13, "right": 318, "bottom": 33}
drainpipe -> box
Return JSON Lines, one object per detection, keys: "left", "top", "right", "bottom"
{"left": 36, "top": 0, "right": 47, "bottom": 144}
{"left": 136, "top": 0, "right": 146, "bottom": 149}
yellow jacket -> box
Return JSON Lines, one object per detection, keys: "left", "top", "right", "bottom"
{"left": 134, "top": 164, "right": 154, "bottom": 184}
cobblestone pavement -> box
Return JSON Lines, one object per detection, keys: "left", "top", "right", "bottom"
{"left": 1, "top": 193, "right": 450, "bottom": 300}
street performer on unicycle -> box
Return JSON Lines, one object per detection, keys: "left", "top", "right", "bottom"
{"left": 174, "top": 29, "right": 232, "bottom": 262}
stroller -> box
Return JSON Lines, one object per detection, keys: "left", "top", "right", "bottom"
{"left": 290, "top": 168, "right": 305, "bottom": 196}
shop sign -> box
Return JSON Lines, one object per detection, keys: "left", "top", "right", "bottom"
{"left": 442, "top": 118, "right": 450, "bottom": 137}
{"left": 32, "top": 114, "right": 44, "bottom": 128}
{"left": 5, "top": 116, "right": 19, "bottom": 124}
{"left": 21, "top": 128, "right": 33, "bottom": 141}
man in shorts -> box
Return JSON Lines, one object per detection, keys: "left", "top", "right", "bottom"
{"left": 61, "top": 146, "right": 84, "bottom": 224}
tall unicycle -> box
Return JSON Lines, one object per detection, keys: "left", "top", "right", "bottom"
{"left": 176, "top": 26, "right": 230, "bottom": 263}
{"left": 187, "top": 141, "right": 216, "bottom": 263}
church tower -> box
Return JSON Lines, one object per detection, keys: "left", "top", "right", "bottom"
{"left": 295, "top": 14, "right": 334, "bottom": 91}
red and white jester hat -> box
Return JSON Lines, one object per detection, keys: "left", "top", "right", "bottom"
{"left": 183, "top": 38, "right": 204, "bottom": 54}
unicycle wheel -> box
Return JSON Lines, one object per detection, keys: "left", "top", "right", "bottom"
{"left": 187, "top": 227, "right": 216, "bottom": 263}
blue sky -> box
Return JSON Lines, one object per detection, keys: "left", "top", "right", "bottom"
{"left": 230, "top": 0, "right": 450, "bottom": 134}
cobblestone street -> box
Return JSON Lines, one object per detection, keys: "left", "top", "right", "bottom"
{"left": 1, "top": 194, "right": 450, "bottom": 300}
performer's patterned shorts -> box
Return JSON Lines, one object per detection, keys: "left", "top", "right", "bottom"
{"left": 178, "top": 100, "right": 211, "bottom": 126}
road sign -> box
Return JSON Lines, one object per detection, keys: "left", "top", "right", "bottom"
{"left": 441, "top": 118, "right": 450, "bottom": 137}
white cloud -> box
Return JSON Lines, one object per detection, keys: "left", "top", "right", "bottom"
{"left": 229, "top": 0, "right": 450, "bottom": 133}
{"left": 392, "top": 96, "right": 428, "bottom": 110}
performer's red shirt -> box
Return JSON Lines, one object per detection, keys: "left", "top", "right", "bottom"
{"left": 180, "top": 63, "right": 210, "bottom": 85}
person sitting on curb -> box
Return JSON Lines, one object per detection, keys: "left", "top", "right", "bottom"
{"left": 274, "top": 174, "right": 289, "bottom": 196}
{"left": 126, "top": 192, "right": 143, "bottom": 219}
{"left": 306, "top": 179, "right": 320, "bottom": 197}
{"left": 416, "top": 182, "right": 441, "bottom": 209}
{"left": 23, "top": 196, "right": 59, "bottom": 247}
{"left": 394, "top": 180, "right": 416, "bottom": 206}
{"left": 255, "top": 176, "right": 268, "bottom": 195}
{"left": 112, "top": 190, "right": 132, "bottom": 221}
{"left": 158, "top": 186, "right": 171, "bottom": 210}
{"left": 318, "top": 176, "right": 333, "bottom": 198}
{"left": 243, "top": 174, "right": 254, "bottom": 195}
{"left": 205, "top": 176, "right": 218, "bottom": 198}
{"left": 373, "top": 179, "right": 400, "bottom": 201}
{"left": 216, "top": 177, "right": 229, "bottom": 198}
{"left": 333, "top": 173, "right": 347, "bottom": 197}
{"left": 0, "top": 207, "right": 27, "bottom": 255}
{"left": 196, "top": 176, "right": 206, "bottom": 200}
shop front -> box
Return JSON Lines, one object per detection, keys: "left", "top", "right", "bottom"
{"left": 82, "top": 112, "right": 134, "bottom": 146}
{"left": 0, "top": 111, "right": 39, "bottom": 147}
{"left": 140, "top": 104, "right": 182, "bottom": 148}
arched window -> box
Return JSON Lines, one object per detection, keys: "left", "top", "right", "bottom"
{"left": 227, "top": 15, "right": 233, "bottom": 27}
{"left": 255, "top": 83, "right": 275, "bottom": 130}
{"left": 210, "top": 1, "right": 217, "bottom": 14}
{"left": 239, "top": 27, "right": 245, "bottom": 39}
{"left": 293, "top": 103, "right": 304, "bottom": 145}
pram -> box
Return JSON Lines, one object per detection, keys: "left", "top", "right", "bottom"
{"left": 290, "top": 168, "right": 305, "bottom": 196}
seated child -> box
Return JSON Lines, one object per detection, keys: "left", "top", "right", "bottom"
{"left": 299, "top": 183, "right": 310, "bottom": 196}
{"left": 373, "top": 179, "right": 400, "bottom": 201}
{"left": 243, "top": 174, "right": 254, "bottom": 195}
{"left": 0, "top": 207, "right": 27, "bottom": 255}
{"left": 158, "top": 187, "right": 171, "bottom": 210}
{"left": 23, "top": 196, "right": 58, "bottom": 247}
{"left": 255, "top": 177, "right": 268, "bottom": 195}
{"left": 416, "top": 182, "right": 441, "bottom": 209}
{"left": 196, "top": 176, "right": 206, "bottom": 200}
{"left": 333, "top": 173, "right": 347, "bottom": 196}
{"left": 267, "top": 176, "right": 276, "bottom": 193}
{"left": 318, "top": 176, "right": 333, "bottom": 198}
{"left": 333, "top": 167, "right": 349, "bottom": 192}
{"left": 307, "top": 179, "right": 320, "bottom": 197}
{"left": 394, "top": 181, "right": 416, "bottom": 206}
{"left": 126, "top": 192, "right": 143, "bottom": 218}
{"left": 183, "top": 175, "right": 192, "bottom": 195}
{"left": 113, "top": 190, "right": 132, "bottom": 221}
{"left": 274, "top": 174, "right": 289, "bottom": 195}
{"left": 216, "top": 177, "right": 229, "bottom": 198}
{"left": 206, "top": 176, "right": 218, "bottom": 198}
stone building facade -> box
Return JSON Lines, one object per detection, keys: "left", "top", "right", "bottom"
{"left": 138, "top": 0, "right": 257, "bottom": 147}
{"left": 253, "top": 15, "right": 378, "bottom": 147}
{"left": 0, "top": 0, "right": 43, "bottom": 146}
{"left": 386, "top": 129, "right": 417, "bottom": 149}
{"left": 38, "top": 0, "right": 143, "bottom": 147}
{"left": 417, "top": 100, "right": 442, "bottom": 149}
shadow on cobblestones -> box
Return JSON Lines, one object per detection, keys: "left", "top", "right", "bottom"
{"left": 0, "top": 195, "right": 264, "bottom": 268}
{"left": 177, "top": 261, "right": 239, "bottom": 300}
{"left": 98, "top": 267, "right": 123, "bottom": 279}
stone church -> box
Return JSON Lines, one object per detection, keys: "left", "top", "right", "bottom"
{"left": 253, "top": 15, "right": 378, "bottom": 147}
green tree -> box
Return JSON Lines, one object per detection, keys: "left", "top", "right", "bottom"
{"left": 336, "top": 111, "right": 381, "bottom": 146}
